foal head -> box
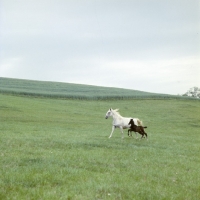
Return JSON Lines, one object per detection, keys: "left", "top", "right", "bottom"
{"left": 128, "top": 119, "right": 135, "bottom": 126}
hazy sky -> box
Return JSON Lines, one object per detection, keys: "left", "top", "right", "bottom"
{"left": 0, "top": 0, "right": 200, "bottom": 95}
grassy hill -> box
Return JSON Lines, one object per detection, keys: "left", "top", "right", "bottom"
{"left": 0, "top": 77, "right": 185, "bottom": 100}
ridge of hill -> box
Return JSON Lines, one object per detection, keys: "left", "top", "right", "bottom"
{"left": 0, "top": 77, "right": 190, "bottom": 100}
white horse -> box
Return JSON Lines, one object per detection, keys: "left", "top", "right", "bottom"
{"left": 105, "top": 108, "right": 143, "bottom": 139}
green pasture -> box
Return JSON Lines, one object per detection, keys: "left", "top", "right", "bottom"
{"left": 0, "top": 93, "right": 200, "bottom": 200}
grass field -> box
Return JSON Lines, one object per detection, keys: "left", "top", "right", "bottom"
{"left": 0, "top": 91, "right": 200, "bottom": 200}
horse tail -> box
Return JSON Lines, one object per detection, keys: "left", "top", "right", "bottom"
{"left": 143, "top": 126, "right": 147, "bottom": 128}
{"left": 137, "top": 119, "right": 143, "bottom": 126}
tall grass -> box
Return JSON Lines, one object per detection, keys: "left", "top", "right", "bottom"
{"left": 0, "top": 93, "right": 200, "bottom": 199}
{"left": 0, "top": 77, "right": 192, "bottom": 100}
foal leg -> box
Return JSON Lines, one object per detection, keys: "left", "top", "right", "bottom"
{"left": 141, "top": 128, "right": 148, "bottom": 139}
{"left": 109, "top": 126, "right": 115, "bottom": 138}
{"left": 139, "top": 134, "right": 144, "bottom": 140}
{"left": 144, "top": 131, "right": 148, "bottom": 140}
{"left": 128, "top": 129, "right": 130, "bottom": 137}
{"left": 138, "top": 131, "right": 144, "bottom": 140}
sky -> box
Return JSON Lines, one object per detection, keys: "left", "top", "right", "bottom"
{"left": 0, "top": 0, "right": 200, "bottom": 95}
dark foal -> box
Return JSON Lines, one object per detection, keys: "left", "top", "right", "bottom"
{"left": 128, "top": 119, "right": 148, "bottom": 139}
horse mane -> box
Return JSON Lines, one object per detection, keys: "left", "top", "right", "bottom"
{"left": 111, "top": 108, "right": 121, "bottom": 117}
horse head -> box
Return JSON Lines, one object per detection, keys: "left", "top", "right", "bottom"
{"left": 105, "top": 108, "right": 113, "bottom": 119}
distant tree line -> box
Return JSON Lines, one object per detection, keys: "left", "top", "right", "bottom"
{"left": 182, "top": 87, "right": 200, "bottom": 98}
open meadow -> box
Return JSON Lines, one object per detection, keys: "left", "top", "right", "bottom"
{"left": 0, "top": 92, "right": 200, "bottom": 200}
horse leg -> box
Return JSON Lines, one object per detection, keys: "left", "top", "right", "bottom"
{"left": 109, "top": 126, "right": 115, "bottom": 138}
{"left": 135, "top": 132, "right": 138, "bottom": 139}
{"left": 128, "top": 130, "right": 132, "bottom": 137}
{"left": 120, "top": 126, "right": 124, "bottom": 139}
